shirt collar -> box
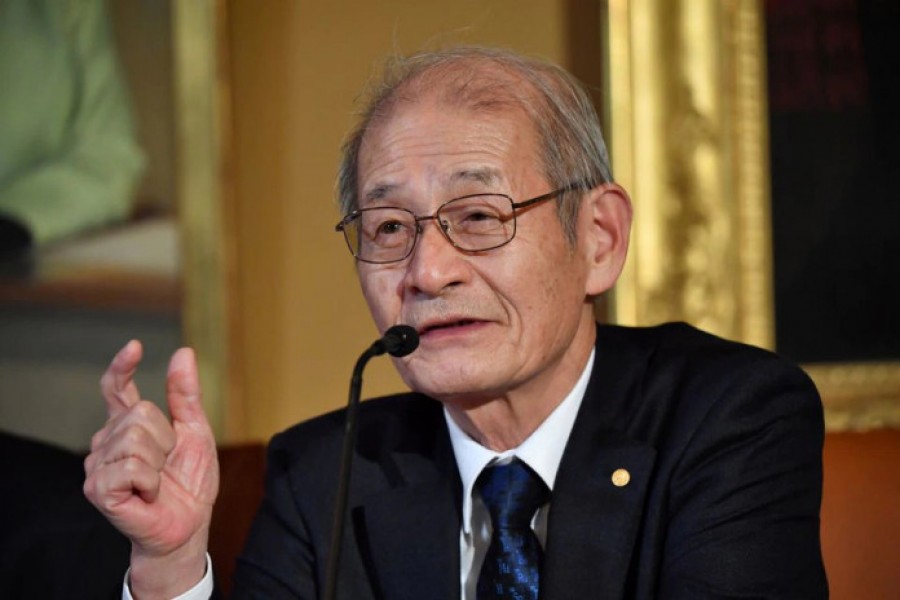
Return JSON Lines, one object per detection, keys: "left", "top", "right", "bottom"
{"left": 445, "top": 349, "right": 595, "bottom": 535}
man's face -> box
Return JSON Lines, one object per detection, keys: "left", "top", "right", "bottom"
{"left": 355, "top": 95, "right": 598, "bottom": 405}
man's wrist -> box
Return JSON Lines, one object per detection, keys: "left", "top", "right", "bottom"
{"left": 123, "top": 553, "right": 214, "bottom": 600}
{"left": 128, "top": 530, "right": 211, "bottom": 600}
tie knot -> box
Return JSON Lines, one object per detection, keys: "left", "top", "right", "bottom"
{"left": 477, "top": 458, "right": 549, "bottom": 529}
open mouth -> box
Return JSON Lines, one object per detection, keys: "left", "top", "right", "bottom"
{"left": 420, "top": 319, "right": 480, "bottom": 335}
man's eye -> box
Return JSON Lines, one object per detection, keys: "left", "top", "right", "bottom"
{"left": 455, "top": 208, "right": 504, "bottom": 231}
{"left": 463, "top": 211, "right": 499, "bottom": 222}
{"left": 377, "top": 220, "right": 406, "bottom": 235}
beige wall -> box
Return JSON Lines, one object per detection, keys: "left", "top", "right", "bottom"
{"left": 224, "top": 0, "right": 580, "bottom": 441}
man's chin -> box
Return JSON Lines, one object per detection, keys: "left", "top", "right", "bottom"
{"left": 391, "top": 342, "right": 514, "bottom": 397}
{"left": 392, "top": 366, "right": 497, "bottom": 406}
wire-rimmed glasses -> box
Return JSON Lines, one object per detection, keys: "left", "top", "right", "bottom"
{"left": 335, "top": 186, "right": 576, "bottom": 264}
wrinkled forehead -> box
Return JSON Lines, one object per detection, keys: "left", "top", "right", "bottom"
{"left": 356, "top": 91, "right": 542, "bottom": 201}
{"left": 346, "top": 60, "right": 552, "bottom": 213}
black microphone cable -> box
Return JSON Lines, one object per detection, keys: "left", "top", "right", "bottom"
{"left": 323, "top": 325, "right": 419, "bottom": 600}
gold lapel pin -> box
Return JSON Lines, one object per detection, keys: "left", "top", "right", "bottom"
{"left": 611, "top": 468, "right": 631, "bottom": 487}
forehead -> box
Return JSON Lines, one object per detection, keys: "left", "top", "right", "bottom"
{"left": 356, "top": 93, "right": 542, "bottom": 202}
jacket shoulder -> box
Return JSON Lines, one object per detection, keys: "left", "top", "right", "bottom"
{"left": 267, "top": 392, "right": 445, "bottom": 470}
{"left": 591, "top": 322, "right": 822, "bottom": 444}
{"left": 598, "top": 321, "right": 813, "bottom": 386}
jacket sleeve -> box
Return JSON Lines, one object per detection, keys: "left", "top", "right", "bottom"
{"left": 659, "top": 356, "right": 828, "bottom": 599}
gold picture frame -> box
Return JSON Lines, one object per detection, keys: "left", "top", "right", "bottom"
{"left": 602, "top": 0, "right": 900, "bottom": 431}
{"left": 171, "top": 0, "right": 236, "bottom": 439}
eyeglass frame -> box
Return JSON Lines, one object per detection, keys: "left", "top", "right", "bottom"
{"left": 334, "top": 182, "right": 586, "bottom": 265}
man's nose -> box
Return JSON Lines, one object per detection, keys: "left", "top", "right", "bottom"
{"left": 403, "top": 217, "right": 468, "bottom": 297}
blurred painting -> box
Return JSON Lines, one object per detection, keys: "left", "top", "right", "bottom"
{"left": 766, "top": 0, "right": 900, "bottom": 364}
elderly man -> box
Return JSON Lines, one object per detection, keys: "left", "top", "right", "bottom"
{"left": 84, "top": 47, "right": 827, "bottom": 599}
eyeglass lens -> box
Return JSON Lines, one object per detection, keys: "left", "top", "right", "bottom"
{"left": 344, "top": 194, "right": 515, "bottom": 263}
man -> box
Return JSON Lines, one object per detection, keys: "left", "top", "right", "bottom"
{"left": 0, "top": 0, "right": 144, "bottom": 254}
{"left": 84, "top": 47, "right": 828, "bottom": 599}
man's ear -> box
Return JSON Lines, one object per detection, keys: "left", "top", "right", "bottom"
{"left": 578, "top": 182, "right": 633, "bottom": 296}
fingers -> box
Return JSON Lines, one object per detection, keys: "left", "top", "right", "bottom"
{"left": 166, "top": 348, "right": 210, "bottom": 430}
{"left": 88, "top": 402, "right": 175, "bottom": 465}
{"left": 85, "top": 400, "right": 176, "bottom": 504}
{"left": 85, "top": 454, "right": 164, "bottom": 507}
{"left": 100, "top": 340, "right": 143, "bottom": 419}
{"left": 85, "top": 345, "right": 218, "bottom": 565}
{"left": 91, "top": 399, "right": 175, "bottom": 453}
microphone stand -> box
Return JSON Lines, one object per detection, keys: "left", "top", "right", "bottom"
{"left": 323, "top": 344, "right": 375, "bottom": 600}
{"left": 323, "top": 326, "right": 418, "bottom": 600}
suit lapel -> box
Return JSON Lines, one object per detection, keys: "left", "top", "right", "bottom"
{"left": 354, "top": 325, "right": 657, "bottom": 599}
{"left": 542, "top": 325, "right": 658, "bottom": 599}
{"left": 358, "top": 418, "right": 461, "bottom": 600}
{"left": 543, "top": 434, "right": 656, "bottom": 599}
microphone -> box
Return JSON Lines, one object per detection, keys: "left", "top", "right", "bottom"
{"left": 371, "top": 324, "right": 419, "bottom": 358}
{"left": 324, "top": 325, "right": 419, "bottom": 600}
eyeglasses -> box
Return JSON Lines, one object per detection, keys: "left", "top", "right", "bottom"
{"left": 335, "top": 186, "right": 577, "bottom": 264}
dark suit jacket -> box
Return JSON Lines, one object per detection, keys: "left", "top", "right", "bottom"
{"left": 231, "top": 323, "right": 828, "bottom": 599}
{"left": 0, "top": 432, "right": 131, "bottom": 600}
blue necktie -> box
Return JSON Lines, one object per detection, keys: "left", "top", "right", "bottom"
{"left": 476, "top": 458, "right": 550, "bottom": 600}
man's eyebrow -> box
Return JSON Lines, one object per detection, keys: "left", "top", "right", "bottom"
{"left": 363, "top": 183, "right": 398, "bottom": 203}
{"left": 362, "top": 169, "right": 502, "bottom": 204}
{"left": 449, "top": 168, "right": 503, "bottom": 187}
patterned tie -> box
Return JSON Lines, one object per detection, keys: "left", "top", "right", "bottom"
{"left": 476, "top": 458, "right": 550, "bottom": 600}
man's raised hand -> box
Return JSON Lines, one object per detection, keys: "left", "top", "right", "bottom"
{"left": 83, "top": 341, "right": 219, "bottom": 598}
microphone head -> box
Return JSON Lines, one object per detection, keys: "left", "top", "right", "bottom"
{"left": 382, "top": 325, "right": 419, "bottom": 357}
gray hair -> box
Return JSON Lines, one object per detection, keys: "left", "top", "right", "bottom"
{"left": 337, "top": 46, "right": 614, "bottom": 242}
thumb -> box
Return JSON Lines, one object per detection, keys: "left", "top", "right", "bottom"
{"left": 166, "top": 347, "right": 209, "bottom": 429}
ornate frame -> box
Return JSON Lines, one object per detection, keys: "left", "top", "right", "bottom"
{"left": 602, "top": 0, "right": 900, "bottom": 430}
{"left": 171, "top": 0, "right": 235, "bottom": 439}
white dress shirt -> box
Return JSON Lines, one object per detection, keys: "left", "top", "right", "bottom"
{"left": 122, "top": 554, "right": 213, "bottom": 600}
{"left": 123, "top": 350, "right": 594, "bottom": 600}
{"left": 445, "top": 349, "right": 594, "bottom": 600}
